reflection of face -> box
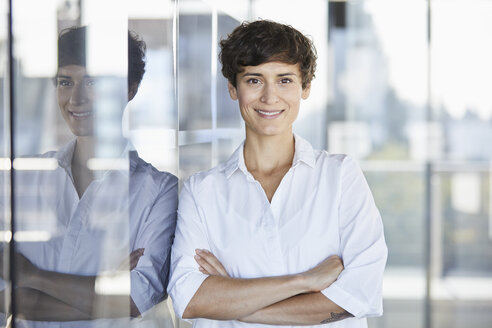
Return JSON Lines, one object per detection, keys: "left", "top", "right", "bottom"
{"left": 228, "top": 61, "right": 310, "bottom": 139}
{"left": 56, "top": 65, "right": 97, "bottom": 136}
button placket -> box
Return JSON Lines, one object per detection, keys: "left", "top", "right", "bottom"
{"left": 57, "top": 180, "right": 100, "bottom": 272}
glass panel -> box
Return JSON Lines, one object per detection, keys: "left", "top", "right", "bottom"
{"left": 365, "top": 169, "right": 426, "bottom": 328}
{"left": 324, "top": 1, "right": 429, "bottom": 327}
{"left": 216, "top": 14, "right": 242, "bottom": 129}
{"left": 0, "top": 0, "right": 9, "bottom": 324}
{"left": 174, "top": 1, "right": 248, "bottom": 324}
{"left": 177, "top": 0, "right": 246, "bottom": 185}
{"left": 178, "top": 1, "right": 212, "bottom": 131}
{"left": 430, "top": 1, "right": 492, "bottom": 327}
{"left": 5, "top": 0, "right": 178, "bottom": 326}
{"left": 127, "top": 1, "right": 178, "bottom": 325}
{"left": 128, "top": 13, "right": 178, "bottom": 176}
{"left": 179, "top": 142, "right": 212, "bottom": 181}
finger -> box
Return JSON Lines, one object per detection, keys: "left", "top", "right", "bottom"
{"left": 198, "top": 266, "right": 210, "bottom": 275}
{"left": 195, "top": 255, "right": 216, "bottom": 274}
{"left": 194, "top": 254, "right": 222, "bottom": 276}
{"left": 195, "top": 250, "right": 224, "bottom": 275}
{"left": 129, "top": 248, "right": 144, "bottom": 261}
{"left": 129, "top": 249, "right": 145, "bottom": 270}
{"left": 196, "top": 249, "right": 229, "bottom": 277}
{"left": 121, "top": 249, "right": 145, "bottom": 271}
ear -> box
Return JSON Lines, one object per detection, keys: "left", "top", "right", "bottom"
{"left": 301, "top": 83, "right": 311, "bottom": 100}
{"left": 128, "top": 83, "right": 139, "bottom": 101}
{"left": 228, "top": 82, "right": 238, "bottom": 101}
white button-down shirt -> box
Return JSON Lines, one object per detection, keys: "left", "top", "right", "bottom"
{"left": 1, "top": 139, "right": 178, "bottom": 328}
{"left": 169, "top": 134, "right": 387, "bottom": 328}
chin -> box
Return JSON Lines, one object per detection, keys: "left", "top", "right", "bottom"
{"left": 255, "top": 129, "right": 287, "bottom": 138}
{"left": 70, "top": 128, "right": 94, "bottom": 137}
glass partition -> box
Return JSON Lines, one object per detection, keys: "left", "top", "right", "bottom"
{"left": 178, "top": 0, "right": 245, "bottom": 183}
{"left": 1, "top": 0, "right": 178, "bottom": 326}
{"left": 0, "top": 0, "right": 9, "bottom": 324}
{"left": 429, "top": 1, "right": 492, "bottom": 327}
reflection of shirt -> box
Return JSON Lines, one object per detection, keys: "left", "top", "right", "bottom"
{"left": 5, "top": 139, "right": 177, "bottom": 327}
{"left": 168, "top": 134, "right": 387, "bottom": 328}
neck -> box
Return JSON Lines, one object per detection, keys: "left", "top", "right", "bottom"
{"left": 72, "top": 136, "right": 95, "bottom": 169}
{"left": 72, "top": 136, "right": 128, "bottom": 167}
{"left": 243, "top": 129, "right": 295, "bottom": 174}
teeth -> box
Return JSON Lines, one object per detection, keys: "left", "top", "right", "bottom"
{"left": 71, "top": 111, "right": 92, "bottom": 117}
{"left": 257, "top": 110, "right": 281, "bottom": 116}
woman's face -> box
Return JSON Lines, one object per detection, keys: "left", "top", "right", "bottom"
{"left": 56, "top": 65, "right": 97, "bottom": 137}
{"left": 228, "top": 61, "right": 310, "bottom": 139}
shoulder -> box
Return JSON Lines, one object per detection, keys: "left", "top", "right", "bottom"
{"left": 294, "top": 134, "right": 351, "bottom": 171}
{"left": 35, "top": 150, "right": 58, "bottom": 159}
{"left": 16, "top": 150, "right": 58, "bottom": 160}
{"left": 315, "top": 150, "right": 347, "bottom": 166}
{"left": 313, "top": 149, "right": 353, "bottom": 171}
{"left": 311, "top": 150, "right": 365, "bottom": 184}
{"left": 181, "top": 161, "right": 231, "bottom": 198}
{"left": 183, "top": 162, "right": 225, "bottom": 188}
{"left": 131, "top": 153, "right": 178, "bottom": 198}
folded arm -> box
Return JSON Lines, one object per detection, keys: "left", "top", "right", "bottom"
{"left": 0, "top": 288, "right": 93, "bottom": 322}
{"left": 12, "top": 251, "right": 141, "bottom": 320}
{"left": 241, "top": 292, "right": 352, "bottom": 325}
{"left": 185, "top": 249, "right": 346, "bottom": 324}
{"left": 172, "top": 181, "right": 349, "bottom": 324}
{"left": 16, "top": 288, "right": 92, "bottom": 321}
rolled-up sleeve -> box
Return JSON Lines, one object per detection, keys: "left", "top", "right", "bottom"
{"left": 167, "top": 178, "right": 209, "bottom": 319}
{"left": 321, "top": 156, "right": 388, "bottom": 319}
{"left": 131, "top": 174, "right": 178, "bottom": 314}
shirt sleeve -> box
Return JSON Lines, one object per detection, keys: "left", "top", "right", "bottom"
{"left": 321, "top": 156, "right": 388, "bottom": 319}
{"left": 130, "top": 174, "right": 178, "bottom": 314}
{"left": 167, "top": 178, "right": 210, "bottom": 320}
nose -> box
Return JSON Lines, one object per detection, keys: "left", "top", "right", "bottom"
{"left": 69, "top": 82, "right": 88, "bottom": 105}
{"left": 260, "top": 83, "right": 279, "bottom": 105}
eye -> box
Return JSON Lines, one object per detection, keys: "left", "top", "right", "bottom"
{"left": 86, "top": 79, "right": 97, "bottom": 86}
{"left": 57, "top": 79, "right": 73, "bottom": 87}
{"left": 246, "top": 78, "right": 261, "bottom": 84}
{"left": 280, "top": 78, "right": 293, "bottom": 84}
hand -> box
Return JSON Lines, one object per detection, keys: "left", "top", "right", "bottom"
{"left": 194, "top": 249, "right": 229, "bottom": 277}
{"left": 118, "top": 248, "right": 145, "bottom": 271}
{"left": 300, "top": 255, "right": 343, "bottom": 293}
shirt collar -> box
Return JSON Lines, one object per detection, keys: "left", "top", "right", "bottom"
{"left": 223, "top": 133, "right": 316, "bottom": 179}
{"left": 54, "top": 138, "right": 77, "bottom": 170}
{"left": 291, "top": 133, "right": 316, "bottom": 168}
{"left": 224, "top": 141, "right": 246, "bottom": 179}
{"left": 54, "top": 138, "right": 138, "bottom": 172}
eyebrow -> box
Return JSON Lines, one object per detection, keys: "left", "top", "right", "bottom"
{"left": 241, "top": 72, "right": 297, "bottom": 78}
{"left": 55, "top": 74, "right": 92, "bottom": 79}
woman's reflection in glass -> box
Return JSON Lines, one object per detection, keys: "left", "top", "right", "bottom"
{"left": 1, "top": 26, "right": 177, "bottom": 327}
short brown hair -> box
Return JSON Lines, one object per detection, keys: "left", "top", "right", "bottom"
{"left": 219, "top": 20, "right": 317, "bottom": 89}
{"left": 58, "top": 26, "right": 146, "bottom": 88}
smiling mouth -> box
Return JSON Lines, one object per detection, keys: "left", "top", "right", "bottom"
{"left": 255, "top": 109, "right": 284, "bottom": 117}
{"left": 69, "top": 111, "right": 93, "bottom": 119}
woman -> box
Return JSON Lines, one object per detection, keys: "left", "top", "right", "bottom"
{"left": 169, "top": 20, "right": 387, "bottom": 327}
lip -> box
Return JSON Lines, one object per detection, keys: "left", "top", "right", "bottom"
{"left": 254, "top": 109, "right": 284, "bottom": 119}
{"left": 69, "top": 110, "right": 93, "bottom": 120}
